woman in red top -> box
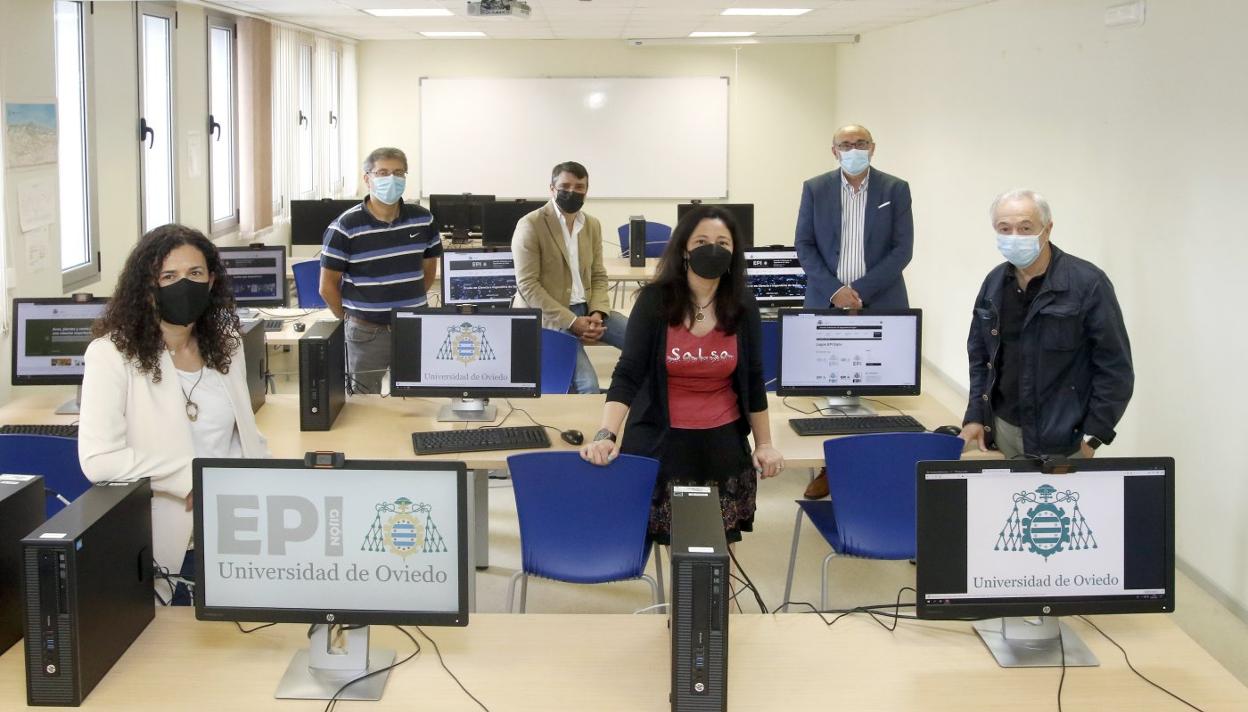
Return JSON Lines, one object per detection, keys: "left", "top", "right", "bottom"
{"left": 581, "top": 205, "right": 784, "bottom": 544}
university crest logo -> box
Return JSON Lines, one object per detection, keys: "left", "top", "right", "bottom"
{"left": 994, "top": 483, "right": 1098, "bottom": 560}
{"left": 361, "top": 497, "right": 448, "bottom": 559}
{"left": 436, "top": 322, "right": 497, "bottom": 366}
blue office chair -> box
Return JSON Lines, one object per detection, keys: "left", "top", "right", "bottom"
{"left": 505, "top": 452, "right": 664, "bottom": 613}
{"left": 292, "top": 259, "right": 327, "bottom": 308}
{"left": 761, "top": 318, "right": 780, "bottom": 392}
{"left": 0, "top": 434, "right": 92, "bottom": 518}
{"left": 780, "top": 432, "right": 964, "bottom": 611}
{"left": 616, "top": 221, "right": 673, "bottom": 258}
{"left": 540, "top": 328, "right": 579, "bottom": 394}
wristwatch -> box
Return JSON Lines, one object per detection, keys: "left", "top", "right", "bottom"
{"left": 1085, "top": 436, "right": 1103, "bottom": 451}
{"left": 593, "top": 428, "right": 617, "bottom": 443}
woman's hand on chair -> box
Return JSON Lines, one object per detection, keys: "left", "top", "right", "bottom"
{"left": 753, "top": 444, "right": 785, "bottom": 479}
{"left": 581, "top": 439, "right": 618, "bottom": 466}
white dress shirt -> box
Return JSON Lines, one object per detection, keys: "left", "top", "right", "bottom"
{"left": 837, "top": 168, "right": 870, "bottom": 286}
{"left": 552, "top": 199, "right": 587, "bottom": 307}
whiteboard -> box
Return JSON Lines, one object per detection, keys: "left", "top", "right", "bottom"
{"left": 419, "top": 77, "right": 728, "bottom": 199}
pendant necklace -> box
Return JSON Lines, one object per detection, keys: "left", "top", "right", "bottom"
{"left": 694, "top": 297, "right": 714, "bottom": 322}
{"left": 180, "top": 367, "right": 205, "bottom": 422}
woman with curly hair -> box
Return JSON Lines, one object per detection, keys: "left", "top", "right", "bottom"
{"left": 78, "top": 224, "right": 267, "bottom": 595}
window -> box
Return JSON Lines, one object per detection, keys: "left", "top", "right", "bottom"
{"left": 54, "top": 0, "right": 99, "bottom": 289}
{"left": 137, "top": 2, "right": 176, "bottom": 233}
{"left": 297, "top": 41, "right": 314, "bottom": 197}
{"left": 207, "top": 15, "right": 238, "bottom": 234}
{"left": 327, "top": 48, "right": 341, "bottom": 197}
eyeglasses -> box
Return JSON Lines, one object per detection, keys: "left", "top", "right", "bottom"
{"left": 835, "top": 140, "right": 872, "bottom": 151}
{"left": 369, "top": 169, "right": 407, "bottom": 178}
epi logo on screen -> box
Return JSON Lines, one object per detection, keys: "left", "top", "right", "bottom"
{"left": 437, "top": 322, "right": 496, "bottom": 365}
{"left": 995, "top": 484, "right": 1099, "bottom": 560}
{"left": 361, "top": 497, "right": 449, "bottom": 559}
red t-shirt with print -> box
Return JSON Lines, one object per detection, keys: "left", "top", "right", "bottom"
{"left": 665, "top": 325, "right": 738, "bottom": 429}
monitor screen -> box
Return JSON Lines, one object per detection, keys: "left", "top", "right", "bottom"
{"left": 441, "top": 249, "right": 518, "bottom": 307}
{"left": 744, "top": 247, "right": 806, "bottom": 308}
{"left": 481, "top": 199, "right": 544, "bottom": 246}
{"left": 11, "top": 298, "right": 107, "bottom": 386}
{"left": 389, "top": 307, "right": 542, "bottom": 398}
{"left": 916, "top": 458, "right": 1175, "bottom": 619}
{"left": 676, "top": 202, "right": 754, "bottom": 248}
{"left": 193, "top": 458, "right": 469, "bottom": 626}
{"left": 776, "top": 308, "right": 921, "bottom": 397}
{"left": 428, "top": 194, "right": 496, "bottom": 234}
{"left": 219, "top": 246, "right": 287, "bottom": 307}
{"left": 290, "top": 199, "right": 361, "bottom": 246}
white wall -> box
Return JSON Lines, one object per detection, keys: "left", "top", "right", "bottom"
{"left": 834, "top": 0, "right": 1248, "bottom": 613}
{"left": 356, "top": 40, "right": 837, "bottom": 248}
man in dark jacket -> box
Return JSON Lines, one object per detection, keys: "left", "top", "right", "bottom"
{"left": 961, "top": 190, "right": 1133, "bottom": 459}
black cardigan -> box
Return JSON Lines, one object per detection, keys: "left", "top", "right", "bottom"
{"left": 606, "top": 284, "right": 768, "bottom": 459}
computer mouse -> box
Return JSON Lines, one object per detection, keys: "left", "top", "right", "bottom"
{"left": 293, "top": 322, "right": 307, "bottom": 332}
{"left": 933, "top": 425, "right": 962, "bottom": 437}
{"left": 560, "top": 429, "right": 585, "bottom": 446}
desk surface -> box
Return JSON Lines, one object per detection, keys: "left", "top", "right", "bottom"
{"left": 1, "top": 609, "right": 1244, "bottom": 710}
{"left": 246, "top": 308, "right": 336, "bottom": 346}
{"left": 602, "top": 255, "right": 656, "bottom": 281}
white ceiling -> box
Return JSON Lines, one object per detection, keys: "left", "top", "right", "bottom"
{"left": 209, "top": 0, "right": 997, "bottom": 41}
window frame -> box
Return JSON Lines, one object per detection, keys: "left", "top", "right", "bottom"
{"left": 55, "top": 0, "right": 101, "bottom": 291}
{"left": 296, "top": 39, "right": 315, "bottom": 199}
{"left": 135, "top": 1, "right": 179, "bottom": 234}
{"left": 206, "top": 13, "right": 239, "bottom": 235}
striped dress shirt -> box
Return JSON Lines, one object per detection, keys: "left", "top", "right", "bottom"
{"left": 837, "top": 169, "right": 870, "bottom": 286}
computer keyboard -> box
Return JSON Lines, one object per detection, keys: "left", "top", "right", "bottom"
{"left": 412, "top": 425, "right": 551, "bottom": 455}
{"left": 0, "top": 424, "right": 79, "bottom": 438}
{"left": 788, "top": 415, "right": 926, "bottom": 437}
{"left": 262, "top": 319, "right": 284, "bottom": 332}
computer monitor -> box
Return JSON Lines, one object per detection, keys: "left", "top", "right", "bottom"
{"left": 481, "top": 199, "right": 544, "bottom": 246}
{"left": 676, "top": 202, "right": 754, "bottom": 248}
{"left": 916, "top": 457, "right": 1175, "bottom": 668}
{"left": 194, "top": 456, "right": 469, "bottom": 700}
{"left": 389, "top": 307, "right": 542, "bottom": 422}
{"left": 776, "top": 308, "right": 921, "bottom": 415}
{"left": 218, "top": 245, "right": 287, "bottom": 308}
{"left": 744, "top": 246, "right": 806, "bottom": 308}
{"left": 10, "top": 297, "right": 108, "bottom": 414}
{"left": 428, "top": 194, "right": 496, "bottom": 239}
{"left": 441, "top": 248, "right": 518, "bottom": 307}
{"left": 290, "top": 198, "right": 361, "bottom": 246}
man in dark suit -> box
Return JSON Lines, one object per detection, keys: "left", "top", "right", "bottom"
{"left": 795, "top": 124, "right": 915, "bottom": 498}
{"left": 795, "top": 124, "right": 914, "bottom": 311}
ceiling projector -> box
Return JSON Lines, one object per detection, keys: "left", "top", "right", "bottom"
{"left": 467, "top": 0, "right": 532, "bottom": 18}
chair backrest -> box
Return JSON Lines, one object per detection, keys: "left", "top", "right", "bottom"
{"left": 760, "top": 318, "right": 780, "bottom": 392}
{"left": 822, "top": 432, "right": 963, "bottom": 559}
{"left": 506, "top": 452, "right": 659, "bottom": 583}
{"left": 0, "top": 434, "right": 92, "bottom": 517}
{"left": 292, "top": 260, "right": 327, "bottom": 308}
{"left": 615, "top": 221, "right": 673, "bottom": 258}
{"left": 540, "top": 328, "right": 578, "bottom": 394}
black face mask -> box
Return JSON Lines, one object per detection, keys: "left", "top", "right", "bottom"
{"left": 686, "top": 244, "right": 733, "bottom": 279}
{"left": 158, "top": 278, "right": 213, "bottom": 326}
{"left": 554, "top": 189, "right": 585, "bottom": 214}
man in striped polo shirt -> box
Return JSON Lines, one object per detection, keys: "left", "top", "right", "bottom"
{"left": 319, "top": 147, "right": 442, "bottom": 394}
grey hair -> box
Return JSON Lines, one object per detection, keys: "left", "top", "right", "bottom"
{"left": 989, "top": 189, "right": 1052, "bottom": 225}
{"left": 362, "top": 147, "right": 408, "bottom": 174}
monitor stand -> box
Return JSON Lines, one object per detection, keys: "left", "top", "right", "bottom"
{"left": 823, "top": 396, "right": 875, "bottom": 417}
{"left": 55, "top": 386, "right": 83, "bottom": 415}
{"left": 275, "top": 624, "right": 397, "bottom": 701}
{"left": 973, "top": 617, "right": 1099, "bottom": 668}
{"left": 437, "top": 397, "right": 497, "bottom": 422}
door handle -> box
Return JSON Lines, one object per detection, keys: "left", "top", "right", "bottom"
{"left": 209, "top": 114, "right": 221, "bottom": 141}
{"left": 298, "top": 110, "right": 308, "bottom": 127}
{"left": 139, "top": 117, "right": 155, "bottom": 149}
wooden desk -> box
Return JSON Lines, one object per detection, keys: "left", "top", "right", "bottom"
{"left": 248, "top": 308, "right": 336, "bottom": 346}
{"left": 603, "top": 255, "right": 655, "bottom": 282}
{"left": 1, "top": 608, "right": 1244, "bottom": 710}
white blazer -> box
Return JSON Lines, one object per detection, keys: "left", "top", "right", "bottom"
{"left": 78, "top": 336, "right": 268, "bottom": 578}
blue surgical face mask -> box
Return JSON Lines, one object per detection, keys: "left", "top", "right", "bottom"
{"left": 838, "top": 148, "right": 871, "bottom": 176}
{"left": 996, "top": 233, "right": 1043, "bottom": 268}
{"left": 370, "top": 175, "right": 405, "bottom": 205}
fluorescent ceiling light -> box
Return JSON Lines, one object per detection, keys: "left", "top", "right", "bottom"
{"left": 420, "top": 31, "right": 487, "bottom": 37}
{"left": 689, "top": 31, "right": 756, "bottom": 38}
{"left": 721, "top": 8, "right": 811, "bottom": 16}
{"left": 365, "top": 9, "right": 454, "bottom": 17}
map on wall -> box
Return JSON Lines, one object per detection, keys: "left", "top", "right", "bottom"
{"left": 4, "top": 103, "right": 58, "bottom": 169}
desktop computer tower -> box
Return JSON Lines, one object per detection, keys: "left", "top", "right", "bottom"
{"left": 22, "top": 479, "right": 154, "bottom": 706}
{"left": 628, "top": 216, "right": 647, "bottom": 267}
{"left": 669, "top": 485, "right": 729, "bottom": 712}
{"left": 299, "top": 320, "right": 346, "bottom": 431}
{"left": 1, "top": 475, "right": 45, "bottom": 655}
{"left": 239, "top": 317, "right": 267, "bottom": 413}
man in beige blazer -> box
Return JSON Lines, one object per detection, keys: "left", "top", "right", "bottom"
{"left": 512, "top": 161, "right": 628, "bottom": 393}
